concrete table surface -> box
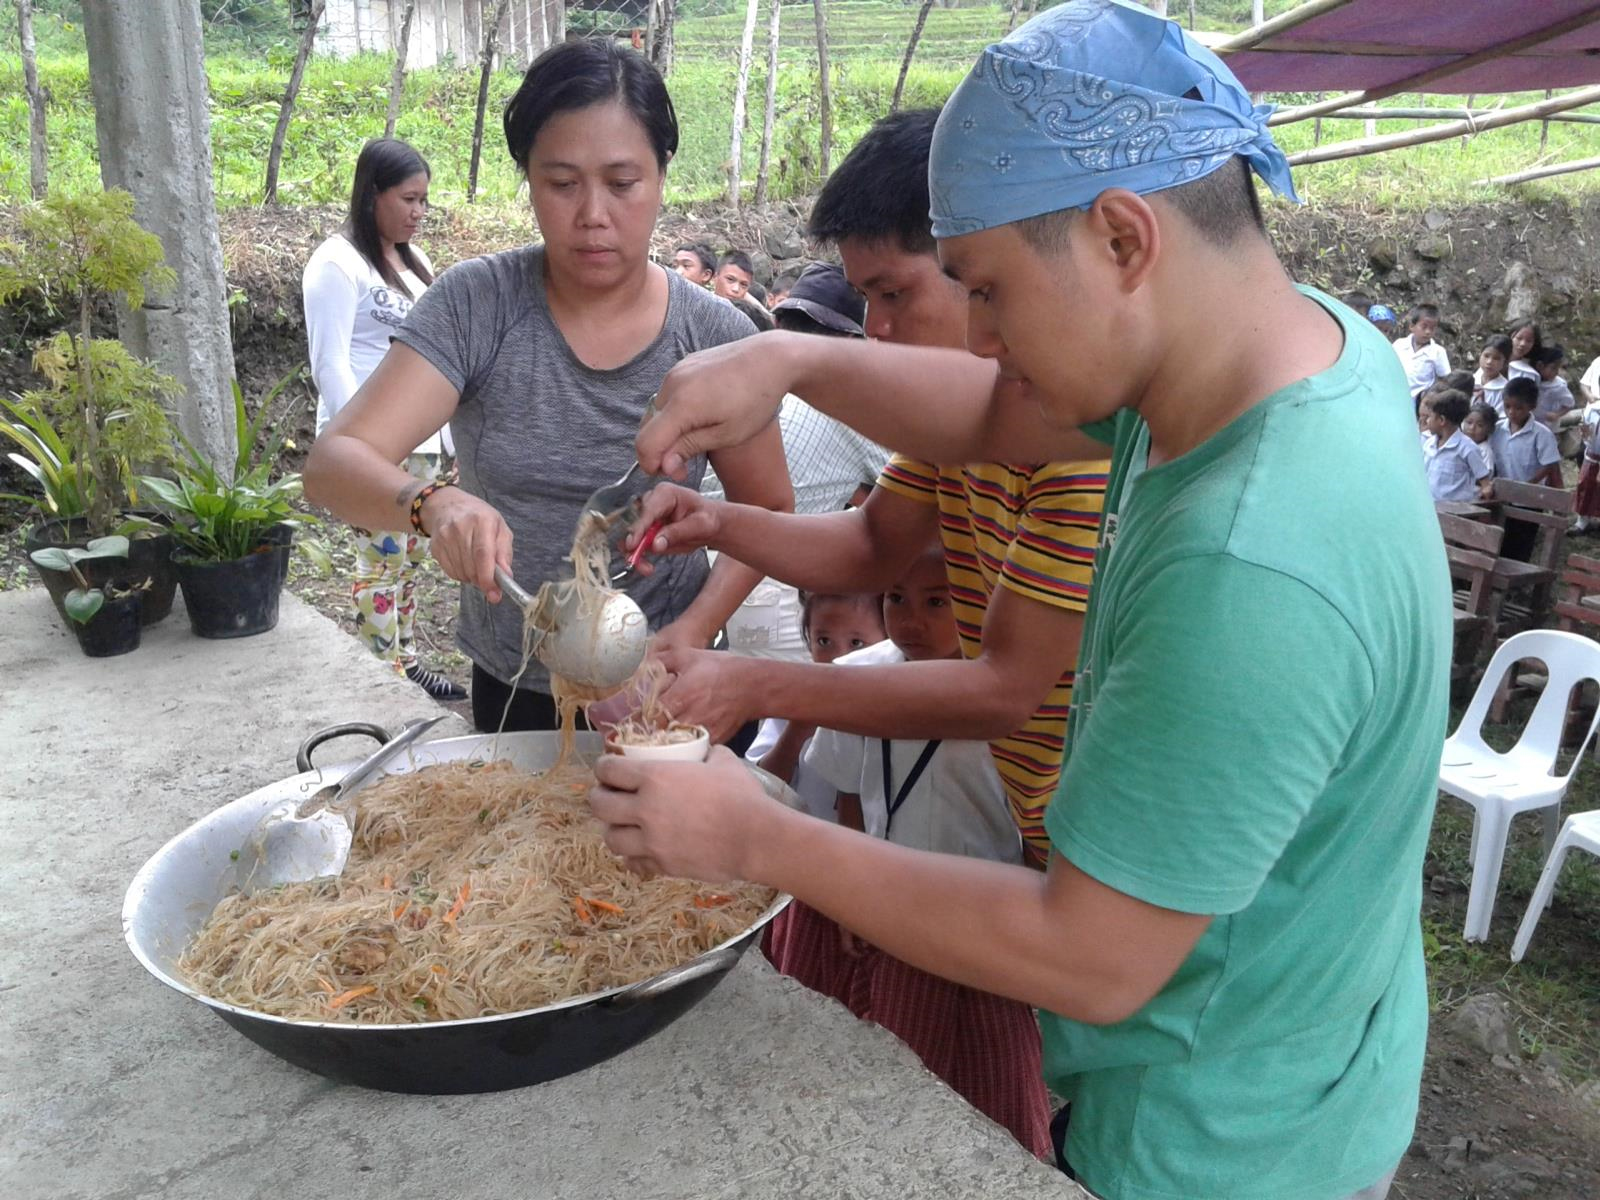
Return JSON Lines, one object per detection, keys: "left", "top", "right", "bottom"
{"left": 0, "top": 589, "right": 1081, "bottom": 1200}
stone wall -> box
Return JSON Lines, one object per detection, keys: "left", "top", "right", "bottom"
{"left": 7, "top": 193, "right": 1600, "bottom": 443}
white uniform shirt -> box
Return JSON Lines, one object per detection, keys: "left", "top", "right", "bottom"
{"left": 303, "top": 232, "right": 445, "bottom": 453}
{"left": 708, "top": 395, "right": 889, "bottom": 662}
{"left": 1393, "top": 335, "right": 1450, "bottom": 398}
{"left": 802, "top": 640, "right": 1022, "bottom": 864}
{"left": 1474, "top": 370, "right": 1508, "bottom": 416}
{"left": 1490, "top": 417, "right": 1560, "bottom": 483}
{"left": 1508, "top": 359, "right": 1540, "bottom": 383}
{"left": 745, "top": 717, "right": 838, "bottom": 822}
{"left": 1424, "top": 429, "right": 1491, "bottom": 501}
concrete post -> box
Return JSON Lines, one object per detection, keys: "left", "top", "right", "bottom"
{"left": 81, "top": 0, "right": 237, "bottom": 469}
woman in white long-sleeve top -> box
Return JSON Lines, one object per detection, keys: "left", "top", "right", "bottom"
{"left": 302, "top": 138, "right": 465, "bottom": 700}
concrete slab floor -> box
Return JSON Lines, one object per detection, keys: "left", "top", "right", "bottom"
{"left": 0, "top": 589, "right": 1082, "bottom": 1200}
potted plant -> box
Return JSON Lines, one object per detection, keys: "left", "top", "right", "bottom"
{"left": 0, "top": 189, "right": 181, "bottom": 626}
{"left": 139, "top": 384, "right": 311, "bottom": 640}
{"left": 25, "top": 536, "right": 148, "bottom": 658}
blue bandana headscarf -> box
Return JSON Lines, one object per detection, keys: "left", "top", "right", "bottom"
{"left": 929, "top": 0, "right": 1299, "bottom": 238}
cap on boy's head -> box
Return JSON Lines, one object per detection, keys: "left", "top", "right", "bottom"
{"left": 774, "top": 262, "right": 866, "bottom": 336}
{"left": 928, "top": 0, "right": 1298, "bottom": 239}
{"left": 1367, "top": 304, "right": 1396, "bottom": 322}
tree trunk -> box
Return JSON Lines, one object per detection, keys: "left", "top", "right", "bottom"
{"left": 82, "top": 0, "right": 237, "bottom": 470}
{"left": 650, "top": 0, "right": 677, "bottom": 75}
{"left": 470, "top": 0, "right": 514, "bottom": 204}
{"left": 1250, "top": 0, "right": 1263, "bottom": 25}
{"left": 726, "top": 0, "right": 760, "bottom": 210}
{"left": 385, "top": 0, "right": 417, "bottom": 139}
{"left": 892, "top": 0, "right": 934, "bottom": 115}
{"left": 812, "top": 0, "right": 832, "bottom": 178}
{"left": 753, "top": 0, "right": 780, "bottom": 206}
{"left": 264, "top": 0, "right": 324, "bottom": 205}
{"left": 1149, "top": 0, "right": 1167, "bottom": 15}
{"left": 18, "top": 0, "right": 47, "bottom": 199}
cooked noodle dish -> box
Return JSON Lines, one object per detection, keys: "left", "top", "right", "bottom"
{"left": 179, "top": 508, "right": 773, "bottom": 1025}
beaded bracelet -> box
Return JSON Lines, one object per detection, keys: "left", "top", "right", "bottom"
{"left": 409, "top": 480, "right": 455, "bottom": 536}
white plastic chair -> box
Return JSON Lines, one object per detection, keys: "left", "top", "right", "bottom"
{"left": 1510, "top": 810, "right": 1600, "bottom": 962}
{"left": 1438, "top": 630, "right": 1600, "bottom": 943}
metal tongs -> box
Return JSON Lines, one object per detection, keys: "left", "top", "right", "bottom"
{"left": 581, "top": 460, "right": 664, "bottom": 580}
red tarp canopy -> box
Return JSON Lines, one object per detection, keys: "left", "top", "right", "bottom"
{"left": 1221, "top": 0, "right": 1600, "bottom": 96}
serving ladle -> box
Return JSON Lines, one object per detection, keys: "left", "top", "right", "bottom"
{"left": 493, "top": 565, "right": 649, "bottom": 694}
{"left": 233, "top": 716, "right": 446, "bottom": 893}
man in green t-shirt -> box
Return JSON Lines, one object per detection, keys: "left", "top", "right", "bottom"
{"left": 588, "top": 3, "right": 1450, "bottom": 1197}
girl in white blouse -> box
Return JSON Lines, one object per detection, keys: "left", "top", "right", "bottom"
{"left": 303, "top": 138, "right": 464, "bottom": 700}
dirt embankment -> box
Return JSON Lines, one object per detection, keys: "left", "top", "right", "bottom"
{"left": 5, "top": 193, "right": 1600, "bottom": 447}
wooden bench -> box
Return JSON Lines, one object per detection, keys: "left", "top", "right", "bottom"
{"left": 1490, "top": 479, "right": 1571, "bottom": 631}
{"left": 1439, "top": 512, "right": 1505, "bottom": 691}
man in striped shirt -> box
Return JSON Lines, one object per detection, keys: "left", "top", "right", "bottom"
{"left": 640, "top": 109, "right": 1109, "bottom": 865}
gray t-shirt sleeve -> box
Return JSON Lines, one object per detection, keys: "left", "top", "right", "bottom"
{"left": 393, "top": 256, "right": 509, "bottom": 395}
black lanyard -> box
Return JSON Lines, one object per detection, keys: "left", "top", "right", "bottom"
{"left": 880, "top": 739, "right": 942, "bottom": 836}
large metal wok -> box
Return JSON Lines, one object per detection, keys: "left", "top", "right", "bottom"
{"left": 123, "top": 724, "right": 793, "bottom": 1095}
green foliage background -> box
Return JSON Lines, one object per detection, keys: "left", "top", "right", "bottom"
{"left": 3, "top": 1, "right": 1600, "bottom": 210}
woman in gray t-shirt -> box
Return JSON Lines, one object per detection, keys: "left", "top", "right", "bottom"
{"left": 304, "top": 40, "right": 790, "bottom": 732}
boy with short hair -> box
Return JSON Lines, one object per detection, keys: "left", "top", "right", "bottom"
{"left": 767, "top": 268, "right": 801, "bottom": 309}
{"left": 671, "top": 242, "right": 716, "bottom": 286}
{"left": 713, "top": 250, "right": 754, "bottom": 301}
{"left": 603, "top": 6, "right": 1444, "bottom": 1197}
{"left": 1393, "top": 302, "right": 1450, "bottom": 403}
{"left": 1492, "top": 376, "right": 1563, "bottom": 488}
{"left": 1424, "top": 389, "right": 1492, "bottom": 501}
{"left": 1533, "top": 344, "right": 1575, "bottom": 425}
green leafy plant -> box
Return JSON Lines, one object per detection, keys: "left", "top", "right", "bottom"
{"left": 27, "top": 535, "right": 133, "bottom": 623}
{"left": 138, "top": 379, "right": 313, "bottom": 563}
{"left": 0, "top": 391, "right": 89, "bottom": 518}
{"left": 0, "top": 189, "right": 179, "bottom": 535}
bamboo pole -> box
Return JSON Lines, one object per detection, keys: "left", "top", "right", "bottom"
{"left": 726, "top": 0, "right": 760, "bottom": 210}
{"left": 1211, "top": 0, "right": 1355, "bottom": 54}
{"left": 1314, "top": 105, "right": 1600, "bottom": 127}
{"left": 892, "top": 0, "right": 935, "bottom": 115}
{"left": 1269, "top": 4, "right": 1600, "bottom": 126}
{"left": 1479, "top": 156, "right": 1600, "bottom": 187}
{"left": 1287, "top": 85, "right": 1600, "bottom": 167}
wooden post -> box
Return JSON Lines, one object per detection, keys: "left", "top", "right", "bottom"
{"left": 264, "top": 0, "right": 325, "bottom": 206}
{"left": 18, "top": 0, "right": 47, "bottom": 199}
{"left": 1541, "top": 88, "right": 1554, "bottom": 152}
{"left": 469, "top": 0, "right": 514, "bottom": 203}
{"left": 385, "top": 0, "right": 417, "bottom": 138}
{"left": 812, "top": 0, "right": 832, "bottom": 178}
{"left": 727, "top": 0, "right": 760, "bottom": 210}
{"left": 754, "top": 0, "right": 780, "bottom": 207}
{"left": 892, "top": 0, "right": 935, "bottom": 115}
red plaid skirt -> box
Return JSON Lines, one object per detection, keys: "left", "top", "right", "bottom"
{"left": 764, "top": 901, "right": 1053, "bottom": 1160}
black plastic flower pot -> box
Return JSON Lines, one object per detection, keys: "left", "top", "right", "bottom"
{"left": 25, "top": 514, "right": 177, "bottom": 626}
{"left": 173, "top": 529, "right": 292, "bottom": 640}
{"left": 69, "top": 590, "right": 144, "bottom": 658}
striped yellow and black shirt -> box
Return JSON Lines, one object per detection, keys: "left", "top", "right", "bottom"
{"left": 877, "top": 455, "right": 1108, "bottom": 864}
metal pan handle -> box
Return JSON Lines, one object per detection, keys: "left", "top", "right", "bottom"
{"left": 295, "top": 723, "right": 392, "bottom": 773}
{"left": 602, "top": 944, "right": 742, "bottom": 1010}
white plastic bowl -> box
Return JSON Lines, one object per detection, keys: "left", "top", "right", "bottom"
{"left": 606, "top": 726, "right": 711, "bottom": 763}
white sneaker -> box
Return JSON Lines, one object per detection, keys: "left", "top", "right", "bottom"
{"left": 1575, "top": 518, "right": 1590, "bottom": 534}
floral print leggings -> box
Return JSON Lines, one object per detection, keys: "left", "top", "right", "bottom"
{"left": 351, "top": 454, "right": 439, "bottom": 673}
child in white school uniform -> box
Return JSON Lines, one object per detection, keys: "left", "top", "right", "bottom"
{"left": 745, "top": 592, "right": 885, "bottom": 821}
{"left": 762, "top": 543, "right": 1051, "bottom": 1159}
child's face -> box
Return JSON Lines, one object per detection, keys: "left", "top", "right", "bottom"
{"left": 804, "top": 597, "right": 885, "bottom": 665}
{"left": 1505, "top": 398, "right": 1533, "bottom": 429}
{"left": 671, "top": 250, "right": 712, "bottom": 285}
{"left": 1512, "top": 326, "right": 1536, "bottom": 361}
{"left": 713, "top": 264, "right": 752, "bottom": 301}
{"left": 1479, "top": 347, "right": 1506, "bottom": 378}
{"left": 884, "top": 552, "right": 959, "bottom": 662}
{"left": 1462, "top": 411, "right": 1493, "bottom": 443}
{"left": 1537, "top": 359, "right": 1563, "bottom": 382}
{"left": 1411, "top": 316, "right": 1438, "bottom": 345}
{"left": 1423, "top": 403, "right": 1450, "bottom": 439}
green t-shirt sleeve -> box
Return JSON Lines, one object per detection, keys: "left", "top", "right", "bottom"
{"left": 1048, "top": 555, "right": 1375, "bottom": 916}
